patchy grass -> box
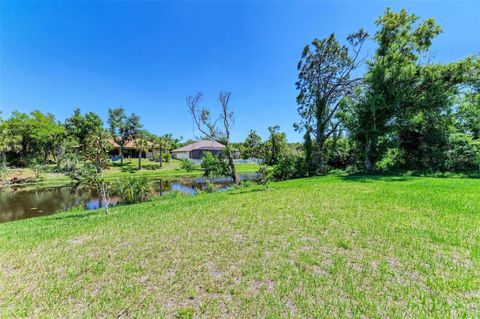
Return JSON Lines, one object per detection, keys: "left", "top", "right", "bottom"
{"left": 0, "top": 176, "right": 479, "bottom": 317}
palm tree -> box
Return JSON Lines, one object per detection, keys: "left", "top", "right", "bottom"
{"left": 134, "top": 138, "right": 149, "bottom": 170}
{"left": 155, "top": 136, "right": 171, "bottom": 168}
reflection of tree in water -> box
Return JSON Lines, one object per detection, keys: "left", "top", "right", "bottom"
{"left": 0, "top": 186, "right": 96, "bottom": 222}
{"left": 1, "top": 173, "right": 260, "bottom": 223}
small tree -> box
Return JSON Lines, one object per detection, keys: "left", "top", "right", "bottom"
{"left": 201, "top": 151, "right": 230, "bottom": 180}
{"left": 80, "top": 165, "right": 112, "bottom": 214}
{"left": 256, "top": 164, "right": 272, "bottom": 189}
{"left": 187, "top": 92, "right": 240, "bottom": 184}
{"left": 84, "top": 128, "right": 111, "bottom": 173}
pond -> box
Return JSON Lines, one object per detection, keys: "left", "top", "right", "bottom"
{"left": 0, "top": 173, "right": 259, "bottom": 223}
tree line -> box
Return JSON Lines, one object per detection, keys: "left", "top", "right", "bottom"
{"left": 0, "top": 107, "right": 181, "bottom": 173}
{"left": 237, "top": 8, "right": 479, "bottom": 179}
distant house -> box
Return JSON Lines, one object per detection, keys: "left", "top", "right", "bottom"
{"left": 109, "top": 139, "right": 156, "bottom": 159}
{"left": 172, "top": 140, "right": 226, "bottom": 160}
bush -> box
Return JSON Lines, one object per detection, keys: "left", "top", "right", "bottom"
{"left": 272, "top": 154, "right": 307, "bottom": 181}
{"left": 256, "top": 164, "right": 272, "bottom": 188}
{"left": 203, "top": 181, "right": 216, "bottom": 193}
{"left": 377, "top": 148, "right": 400, "bottom": 171}
{"left": 445, "top": 133, "right": 480, "bottom": 172}
{"left": 163, "top": 152, "right": 171, "bottom": 163}
{"left": 114, "top": 175, "right": 151, "bottom": 204}
{"left": 180, "top": 159, "right": 197, "bottom": 172}
{"left": 325, "top": 137, "right": 356, "bottom": 169}
{"left": 200, "top": 152, "right": 229, "bottom": 179}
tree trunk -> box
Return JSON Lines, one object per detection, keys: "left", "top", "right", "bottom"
{"left": 44, "top": 149, "right": 49, "bottom": 164}
{"left": 138, "top": 151, "right": 142, "bottom": 170}
{"left": 364, "top": 137, "right": 374, "bottom": 173}
{"left": 120, "top": 146, "right": 124, "bottom": 165}
{"left": 159, "top": 148, "right": 163, "bottom": 168}
{"left": 56, "top": 143, "right": 63, "bottom": 170}
{"left": 0, "top": 152, "right": 6, "bottom": 168}
{"left": 226, "top": 147, "right": 239, "bottom": 185}
{"left": 314, "top": 103, "right": 327, "bottom": 173}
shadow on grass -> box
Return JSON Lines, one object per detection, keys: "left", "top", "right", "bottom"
{"left": 339, "top": 174, "right": 411, "bottom": 183}
{"left": 51, "top": 211, "right": 99, "bottom": 220}
{"left": 228, "top": 188, "right": 268, "bottom": 195}
{"left": 339, "top": 169, "right": 480, "bottom": 182}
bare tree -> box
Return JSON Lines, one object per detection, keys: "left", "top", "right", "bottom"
{"left": 186, "top": 92, "right": 240, "bottom": 185}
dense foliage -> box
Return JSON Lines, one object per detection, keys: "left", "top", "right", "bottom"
{"left": 292, "top": 8, "right": 480, "bottom": 177}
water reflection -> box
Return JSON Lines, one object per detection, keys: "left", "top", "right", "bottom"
{"left": 0, "top": 172, "right": 259, "bottom": 223}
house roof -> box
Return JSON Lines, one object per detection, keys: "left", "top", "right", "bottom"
{"left": 172, "top": 140, "right": 225, "bottom": 153}
{"left": 109, "top": 139, "right": 153, "bottom": 150}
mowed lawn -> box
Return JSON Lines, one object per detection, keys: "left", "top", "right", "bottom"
{"left": 0, "top": 176, "right": 479, "bottom": 318}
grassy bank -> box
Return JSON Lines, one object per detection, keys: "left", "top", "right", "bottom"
{"left": 0, "top": 159, "right": 261, "bottom": 189}
{"left": 0, "top": 176, "right": 479, "bottom": 317}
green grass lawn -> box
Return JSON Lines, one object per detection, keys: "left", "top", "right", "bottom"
{"left": 0, "top": 176, "right": 479, "bottom": 318}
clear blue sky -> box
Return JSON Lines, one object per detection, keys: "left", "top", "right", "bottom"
{"left": 1, "top": 1, "right": 479, "bottom": 142}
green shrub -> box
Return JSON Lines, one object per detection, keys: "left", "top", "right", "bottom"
{"left": 325, "top": 137, "right": 356, "bottom": 169}
{"left": 239, "top": 180, "right": 254, "bottom": 188}
{"left": 445, "top": 133, "right": 480, "bottom": 171}
{"left": 200, "top": 152, "right": 229, "bottom": 179}
{"left": 256, "top": 164, "right": 272, "bottom": 188}
{"left": 163, "top": 152, "right": 171, "bottom": 163}
{"left": 202, "top": 181, "right": 216, "bottom": 193}
{"left": 377, "top": 148, "right": 400, "bottom": 171}
{"left": 180, "top": 159, "right": 197, "bottom": 172}
{"left": 113, "top": 175, "right": 151, "bottom": 204}
{"left": 272, "top": 154, "right": 307, "bottom": 181}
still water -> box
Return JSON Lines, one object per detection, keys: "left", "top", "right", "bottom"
{"left": 0, "top": 173, "right": 259, "bottom": 223}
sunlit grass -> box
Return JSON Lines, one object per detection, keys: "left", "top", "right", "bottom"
{"left": 0, "top": 176, "right": 479, "bottom": 317}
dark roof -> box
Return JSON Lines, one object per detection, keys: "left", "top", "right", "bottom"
{"left": 172, "top": 140, "right": 225, "bottom": 153}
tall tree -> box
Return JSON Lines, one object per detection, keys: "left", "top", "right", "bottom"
{"left": 303, "top": 127, "right": 315, "bottom": 175}
{"left": 186, "top": 92, "right": 240, "bottom": 184}
{"left": 29, "top": 111, "right": 65, "bottom": 164}
{"left": 108, "top": 107, "right": 142, "bottom": 165}
{"left": 64, "top": 108, "right": 104, "bottom": 153}
{"left": 265, "top": 125, "right": 287, "bottom": 166}
{"left": 240, "top": 130, "right": 263, "bottom": 159}
{"left": 0, "top": 115, "right": 21, "bottom": 167}
{"left": 348, "top": 8, "right": 479, "bottom": 171}
{"left": 296, "top": 29, "right": 367, "bottom": 173}
{"left": 457, "top": 86, "right": 480, "bottom": 140}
